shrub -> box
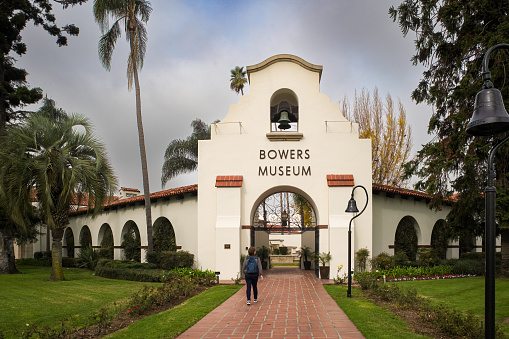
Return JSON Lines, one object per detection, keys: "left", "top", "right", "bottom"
{"left": 368, "top": 283, "right": 504, "bottom": 338}
{"left": 279, "top": 246, "right": 288, "bottom": 255}
{"left": 354, "top": 271, "right": 378, "bottom": 290}
{"left": 371, "top": 252, "right": 393, "bottom": 270}
{"left": 417, "top": 248, "right": 434, "bottom": 267}
{"left": 145, "top": 251, "right": 161, "bottom": 266}
{"left": 451, "top": 259, "right": 484, "bottom": 276}
{"left": 77, "top": 245, "right": 99, "bottom": 270}
{"left": 16, "top": 258, "right": 50, "bottom": 266}
{"left": 272, "top": 248, "right": 280, "bottom": 255}
{"left": 34, "top": 251, "right": 51, "bottom": 260}
{"left": 355, "top": 247, "right": 370, "bottom": 272}
{"left": 159, "top": 251, "right": 194, "bottom": 270}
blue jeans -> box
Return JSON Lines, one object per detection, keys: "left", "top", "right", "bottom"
{"left": 245, "top": 274, "right": 259, "bottom": 301}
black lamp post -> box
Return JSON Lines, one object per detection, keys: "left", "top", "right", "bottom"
{"left": 466, "top": 43, "right": 509, "bottom": 339}
{"left": 345, "top": 185, "right": 368, "bottom": 298}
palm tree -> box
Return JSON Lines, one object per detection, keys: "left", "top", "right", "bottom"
{"left": 161, "top": 119, "right": 211, "bottom": 188}
{"left": 93, "top": 0, "right": 154, "bottom": 252}
{"left": 230, "top": 66, "right": 247, "bottom": 95}
{"left": 0, "top": 105, "right": 117, "bottom": 281}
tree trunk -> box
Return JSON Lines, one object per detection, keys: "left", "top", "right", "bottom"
{"left": 50, "top": 228, "right": 65, "bottom": 281}
{"left": 0, "top": 228, "right": 21, "bottom": 275}
{"left": 130, "top": 30, "right": 153, "bottom": 255}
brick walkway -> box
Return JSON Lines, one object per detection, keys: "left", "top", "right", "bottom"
{"left": 178, "top": 267, "right": 364, "bottom": 339}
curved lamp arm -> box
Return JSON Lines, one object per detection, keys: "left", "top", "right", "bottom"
{"left": 348, "top": 185, "right": 369, "bottom": 228}
{"left": 481, "top": 43, "right": 509, "bottom": 88}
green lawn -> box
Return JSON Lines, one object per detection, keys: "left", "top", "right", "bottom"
{"left": 398, "top": 277, "right": 509, "bottom": 337}
{"left": 0, "top": 265, "right": 160, "bottom": 338}
{"left": 325, "top": 285, "right": 427, "bottom": 338}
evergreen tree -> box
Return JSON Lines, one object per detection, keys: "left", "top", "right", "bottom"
{"left": 0, "top": 0, "right": 86, "bottom": 274}
{"left": 390, "top": 0, "right": 509, "bottom": 249}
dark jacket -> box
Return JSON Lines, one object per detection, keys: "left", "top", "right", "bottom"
{"left": 242, "top": 256, "right": 263, "bottom": 276}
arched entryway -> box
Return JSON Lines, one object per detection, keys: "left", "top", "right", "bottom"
{"left": 394, "top": 216, "right": 420, "bottom": 261}
{"left": 250, "top": 188, "right": 318, "bottom": 276}
{"left": 121, "top": 221, "right": 141, "bottom": 262}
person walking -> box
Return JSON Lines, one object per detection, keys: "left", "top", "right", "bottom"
{"left": 242, "top": 246, "right": 264, "bottom": 305}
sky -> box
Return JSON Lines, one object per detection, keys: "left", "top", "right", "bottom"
{"left": 15, "top": 0, "right": 432, "bottom": 193}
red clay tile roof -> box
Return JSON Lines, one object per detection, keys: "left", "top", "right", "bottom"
{"left": 372, "top": 183, "right": 432, "bottom": 200}
{"left": 71, "top": 184, "right": 198, "bottom": 215}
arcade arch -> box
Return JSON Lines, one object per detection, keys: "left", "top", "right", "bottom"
{"left": 121, "top": 220, "right": 141, "bottom": 262}
{"left": 98, "top": 223, "right": 114, "bottom": 259}
{"left": 63, "top": 228, "right": 75, "bottom": 258}
{"left": 394, "top": 216, "right": 420, "bottom": 261}
{"left": 431, "top": 219, "right": 449, "bottom": 260}
{"left": 153, "top": 217, "right": 177, "bottom": 252}
{"left": 79, "top": 226, "right": 92, "bottom": 248}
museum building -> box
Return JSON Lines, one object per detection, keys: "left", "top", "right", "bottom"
{"left": 17, "top": 55, "right": 477, "bottom": 280}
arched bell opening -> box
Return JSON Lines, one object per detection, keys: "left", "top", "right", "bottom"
{"left": 270, "top": 89, "right": 299, "bottom": 132}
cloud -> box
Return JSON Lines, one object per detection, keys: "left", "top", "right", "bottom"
{"left": 14, "top": 0, "right": 432, "bottom": 192}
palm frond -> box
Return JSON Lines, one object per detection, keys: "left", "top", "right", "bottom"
{"left": 98, "top": 19, "right": 122, "bottom": 71}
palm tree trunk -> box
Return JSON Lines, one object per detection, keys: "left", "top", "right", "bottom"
{"left": 0, "top": 227, "right": 20, "bottom": 274}
{"left": 50, "top": 228, "right": 65, "bottom": 281}
{"left": 130, "top": 31, "right": 153, "bottom": 254}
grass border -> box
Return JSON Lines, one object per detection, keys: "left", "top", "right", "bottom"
{"left": 325, "top": 285, "right": 427, "bottom": 338}
{"left": 104, "top": 285, "right": 242, "bottom": 338}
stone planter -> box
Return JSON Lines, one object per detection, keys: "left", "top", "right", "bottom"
{"left": 319, "top": 266, "right": 330, "bottom": 279}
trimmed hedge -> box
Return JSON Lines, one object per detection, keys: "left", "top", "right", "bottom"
{"left": 159, "top": 251, "right": 194, "bottom": 270}
{"left": 94, "top": 259, "right": 163, "bottom": 282}
{"left": 16, "top": 257, "right": 80, "bottom": 267}
{"left": 94, "top": 259, "right": 216, "bottom": 285}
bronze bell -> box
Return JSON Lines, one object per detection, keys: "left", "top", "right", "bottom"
{"left": 467, "top": 87, "right": 509, "bottom": 136}
{"left": 277, "top": 110, "right": 291, "bottom": 130}
{"left": 345, "top": 197, "right": 359, "bottom": 213}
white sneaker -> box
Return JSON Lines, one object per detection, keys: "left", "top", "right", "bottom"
{"left": 254, "top": 299, "right": 258, "bottom": 303}
{"left": 247, "top": 300, "right": 251, "bottom": 305}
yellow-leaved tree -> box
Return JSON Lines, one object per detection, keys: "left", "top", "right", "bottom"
{"left": 342, "top": 88, "right": 412, "bottom": 187}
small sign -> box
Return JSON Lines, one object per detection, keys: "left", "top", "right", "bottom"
{"left": 224, "top": 244, "right": 231, "bottom": 249}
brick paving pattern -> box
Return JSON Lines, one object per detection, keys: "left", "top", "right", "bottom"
{"left": 179, "top": 267, "right": 364, "bottom": 339}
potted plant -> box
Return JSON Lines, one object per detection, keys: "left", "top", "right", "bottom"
{"left": 300, "top": 246, "right": 313, "bottom": 270}
{"left": 317, "top": 251, "right": 332, "bottom": 279}
{"left": 257, "top": 245, "right": 270, "bottom": 270}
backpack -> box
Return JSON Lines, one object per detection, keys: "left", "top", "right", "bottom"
{"left": 246, "top": 256, "right": 258, "bottom": 274}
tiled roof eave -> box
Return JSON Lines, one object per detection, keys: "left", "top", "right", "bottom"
{"left": 70, "top": 184, "right": 198, "bottom": 216}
